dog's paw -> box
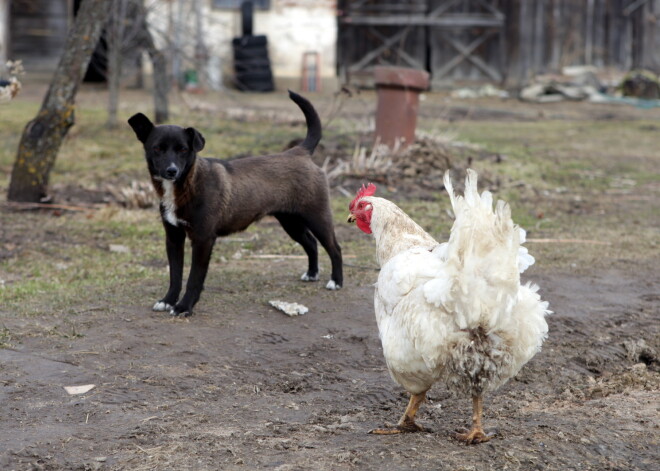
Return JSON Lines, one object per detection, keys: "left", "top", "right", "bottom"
{"left": 153, "top": 301, "right": 174, "bottom": 312}
{"left": 170, "top": 305, "right": 193, "bottom": 317}
{"left": 325, "top": 280, "right": 341, "bottom": 290}
{"left": 300, "top": 272, "right": 319, "bottom": 282}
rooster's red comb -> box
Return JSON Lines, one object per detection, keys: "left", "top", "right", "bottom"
{"left": 349, "top": 183, "right": 377, "bottom": 211}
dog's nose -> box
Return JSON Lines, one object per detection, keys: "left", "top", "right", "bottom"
{"left": 165, "top": 165, "right": 179, "bottom": 179}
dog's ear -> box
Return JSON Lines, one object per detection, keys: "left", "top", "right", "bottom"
{"left": 128, "top": 113, "right": 154, "bottom": 144}
{"left": 185, "top": 127, "right": 205, "bottom": 152}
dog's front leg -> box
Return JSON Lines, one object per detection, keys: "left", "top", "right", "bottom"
{"left": 170, "top": 237, "right": 215, "bottom": 317}
{"left": 153, "top": 222, "right": 186, "bottom": 312}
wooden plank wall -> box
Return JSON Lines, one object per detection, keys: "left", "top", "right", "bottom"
{"left": 427, "top": 0, "right": 506, "bottom": 86}
{"left": 9, "top": 0, "right": 70, "bottom": 69}
{"left": 337, "top": 0, "right": 428, "bottom": 85}
{"left": 337, "top": 0, "right": 660, "bottom": 87}
{"left": 475, "top": 0, "right": 660, "bottom": 86}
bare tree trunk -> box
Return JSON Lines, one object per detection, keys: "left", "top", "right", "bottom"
{"left": 106, "top": 0, "right": 129, "bottom": 129}
{"left": 150, "top": 48, "right": 170, "bottom": 123}
{"left": 107, "top": 42, "right": 121, "bottom": 128}
{"left": 193, "top": 0, "right": 208, "bottom": 90}
{"left": 8, "top": 0, "right": 112, "bottom": 203}
{"left": 171, "top": 0, "right": 184, "bottom": 89}
{"left": 138, "top": 0, "right": 169, "bottom": 123}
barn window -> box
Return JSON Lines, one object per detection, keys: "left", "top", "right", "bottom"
{"left": 212, "top": 0, "right": 270, "bottom": 9}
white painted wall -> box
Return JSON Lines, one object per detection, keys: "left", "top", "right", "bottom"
{"left": 147, "top": 0, "right": 337, "bottom": 90}
{"left": 257, "top": 2, "right": 336, "bottom": 79}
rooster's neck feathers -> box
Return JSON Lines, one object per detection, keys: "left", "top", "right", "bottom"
{"left": 365, "top": 197, "right": 438, "bottom": 266}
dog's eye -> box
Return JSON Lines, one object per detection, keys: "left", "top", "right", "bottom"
{"left": 179, "top": 147, "right": 188, "bottom": 153}
{"left": 153, "top": 146, "right": 161, "bottom": 152}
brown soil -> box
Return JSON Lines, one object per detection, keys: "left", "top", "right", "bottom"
{"left": 1, "top": 258, "right": 658, "bottom": 471}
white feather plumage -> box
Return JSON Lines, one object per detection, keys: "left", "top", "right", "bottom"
{"left": 362, "top": 169, "right": 550, "bottom": 399}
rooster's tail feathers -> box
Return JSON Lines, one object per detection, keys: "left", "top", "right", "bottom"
{"left": 444, "top": 168, "right": 496, "bottom": 216}
{"left": 435, "top": 170, "right": 536, "bottom": 329}
{"left": 443, "top": 171, "right": 456, "bottom": 208}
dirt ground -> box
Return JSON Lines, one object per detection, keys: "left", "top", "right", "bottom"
{"left": 1, "top": 263, "right": 658, "bottom": 471}
{"left": 1, "top": 85, "right": 659, "bottom": 471}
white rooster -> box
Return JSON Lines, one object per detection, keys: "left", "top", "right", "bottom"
{"left": 347, "top": 169, "right": 550, "bottom": 443}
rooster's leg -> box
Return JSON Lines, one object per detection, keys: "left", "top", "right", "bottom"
{"left": 455, "top": 394, "right": 494, "bottom": 444}
{"left": 369, "top": 392, "right": 427, "bottom": 434}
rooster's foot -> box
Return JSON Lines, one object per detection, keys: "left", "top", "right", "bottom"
{"left": 454, "top": 427, "right": 495, "bottom": 444}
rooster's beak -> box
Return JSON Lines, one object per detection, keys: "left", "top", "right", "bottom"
{"left": 347, "top": 213, "right": 356, "bottom": 223}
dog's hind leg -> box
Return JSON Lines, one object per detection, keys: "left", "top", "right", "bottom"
{"left": 154, "top": 223, "right": 186, "bottom": 312}
{"left": 171, "top": 238, "right": 216, "bottom": 317}
{"left": 274, "top": 213, "right": 319, "bottom": 282}
{"left": 304, "top": 213, "right": 343, "bottom": 290}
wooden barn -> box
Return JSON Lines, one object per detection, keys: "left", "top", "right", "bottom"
{"left": 1, "top": 0, "right": 72, "bottom": 71}
{"left": 338, "top": 0, "right": 660, "bottom": 88}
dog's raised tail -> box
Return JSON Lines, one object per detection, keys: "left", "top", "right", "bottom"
{"left": 288, "top": 90, "right": 322, "bottom": 153}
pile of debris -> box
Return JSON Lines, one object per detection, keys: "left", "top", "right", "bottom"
{"left": 520, "top": 66, "right": 660, "bottom": 105}
{"left": 319, "top": 132, "right": 501, "bottom": 198}
{"left": 619, "top": 70, "right": 660, "bottom": 99}
{"left": 107, "top": 180, "right": 158, "bottom": 209}
{"left": 520, "top": 65, "right": 604, "bottom": 103}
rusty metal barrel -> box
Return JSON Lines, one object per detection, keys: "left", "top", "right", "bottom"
{"left": 374, "top": 66, "right": 430, "bottom": 149}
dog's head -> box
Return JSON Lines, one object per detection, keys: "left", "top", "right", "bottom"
{"left": 128, "top": 113, "right": 205, "bottom": 182}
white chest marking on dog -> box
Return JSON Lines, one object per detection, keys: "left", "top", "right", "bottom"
{"left": 161, "top": 180, "right": 179, "bottom": 226}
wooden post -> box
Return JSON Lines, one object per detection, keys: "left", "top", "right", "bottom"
{"left": 550, "top": 0, "right": 561, "bottom": 71}
{"left": 519, "top": 0, "right": 532, "bottom": 85}
{"left": 533, "top": 0, "right": 546, "bottom": 74}
{"left": 631, "top": 1, "right": 643, "bottom": 69}
{"left": 593, "top": 0, "right": 605, "bottom": 67}
{"left": 585, "top": 0, "right": 594, "bottom": 64}
{"left": 641, "top": 0, "right": 660, "bottom": 72}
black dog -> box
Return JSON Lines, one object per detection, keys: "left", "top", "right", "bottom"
{"left": 128, "top": 91, "right": 342, "bottom": 316}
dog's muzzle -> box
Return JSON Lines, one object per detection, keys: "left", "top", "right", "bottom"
{"left": 164, "top": 165, "right": 179, "bottom": 180}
